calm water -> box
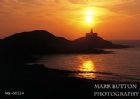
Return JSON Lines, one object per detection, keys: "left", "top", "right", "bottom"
{"left": 37, "top": 41, "right": 140, "bottom": 82}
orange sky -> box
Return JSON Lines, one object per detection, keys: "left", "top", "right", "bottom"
{"left": 0, "top": 0, "right": 140, "bottom": 40}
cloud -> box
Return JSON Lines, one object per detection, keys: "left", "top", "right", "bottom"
{"left": 109, "top": 0, "right": 140, "bottom": 15}
{"left": 68, "top": 0, "right": 133, "bottom": 5}
{"left": 0, "top": 0, "right": 139, "bottom": 15}
{"left": 67, "top": 0, "right": 140, "bottom": 15}
{"left": 0, "top": 0, "right": 140, "bottom": 39}
{"left": 0, "top": 0, "right": 140, "bottom": 21}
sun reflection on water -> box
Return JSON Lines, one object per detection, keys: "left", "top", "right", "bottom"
{"left": 77, "top": 60, "right": 96, "bottom": 79}
{"left": 81, "top": 60, "right": 95, "bottom": 72}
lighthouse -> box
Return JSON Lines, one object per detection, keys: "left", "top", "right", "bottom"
{"left": 86, "top": 28, "right": 98, "bottom": 38}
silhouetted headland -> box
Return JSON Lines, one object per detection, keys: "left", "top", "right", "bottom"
{"left": 0, "top": 30, "right": 130, "bottom": 56}
{"left": 0, "top": 30, "right": 135, "bottom": 97}
{"left": 71, "top": 29, "right": 130, "bottom": 50}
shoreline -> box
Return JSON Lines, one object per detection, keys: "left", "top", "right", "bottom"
{"left": 1, "top": 62, "right": 140, "bottom": 97}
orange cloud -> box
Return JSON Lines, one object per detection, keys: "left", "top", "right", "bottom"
{"left": 0, "top": 0, "right": 140, "bottom": 40}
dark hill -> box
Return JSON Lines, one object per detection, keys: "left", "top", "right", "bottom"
{"left": 0, "top": 30, "right": 130, "bottom": 55}
{"left": 71, "top": 33, "right": 129, "bottom": 49}
{"left": 0, "top": 30, "right": 70, "bottom": 55}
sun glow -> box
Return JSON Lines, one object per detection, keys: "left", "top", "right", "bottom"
{"left": 86, "top": 10, "right": 95, "bottom": 16}
{"left": 85, "top": 9, "right": 95, "bottom": 25}
{"left": 86, "top": 15, "right": 93, "bottom": 23}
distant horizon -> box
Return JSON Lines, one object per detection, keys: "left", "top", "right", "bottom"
{"left": 0, "top": 29, "right": 140, "bottom": 41}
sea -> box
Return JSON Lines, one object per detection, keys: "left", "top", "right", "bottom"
{"left": 37, "top": 40, "right": 140, "bottom": 82}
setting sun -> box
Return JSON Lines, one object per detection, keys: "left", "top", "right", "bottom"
{"left": 0, "top": 0, "right": 140, "bottom": 40}
{"left": 86, "top": 15, "right": 93, "bottom": 23}
{"left": 85, "top": 10, "right": 95, "bottom": 25}
{"left": 86, "top": 10, "right": 95, "bottom": 16}
{"left": 1, "top": 0, "right": 140, "bottom": 97}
